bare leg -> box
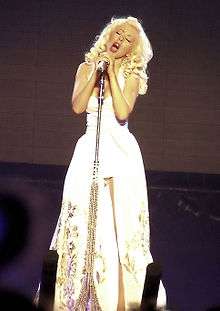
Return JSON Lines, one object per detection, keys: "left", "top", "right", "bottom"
{"left": 104, "top": 177, "right": 125, "bottom": 311}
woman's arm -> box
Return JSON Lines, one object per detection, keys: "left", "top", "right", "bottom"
{"left": 108, "top": 69, "right": 140, "bottom": 120}
{"left": 71, "top": 62, "right": 97, "bottom": 114}
{"left": 102, "top": 51, "right": 139, "bottom": 120}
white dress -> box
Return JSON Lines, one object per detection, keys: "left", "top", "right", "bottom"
{"left": 50, "top": 72, "right": 166, "bottom": 310}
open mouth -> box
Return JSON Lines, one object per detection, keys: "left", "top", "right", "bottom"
{"left": 110, "top": 42, "right": 120, "bottom": 52}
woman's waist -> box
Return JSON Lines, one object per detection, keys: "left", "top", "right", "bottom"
{"left": 86, "top": 112, "right": 128, "bottom": 131}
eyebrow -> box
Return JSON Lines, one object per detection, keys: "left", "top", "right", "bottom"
{"left": 116, "top": 28, "right": 135, "bottom": 40}
{"left": 125, "top": 34, "right": 135, "bottom": 42}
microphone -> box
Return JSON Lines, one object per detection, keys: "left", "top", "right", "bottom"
{"left": 97, "top": 60, "right": 109, "bottom": 73}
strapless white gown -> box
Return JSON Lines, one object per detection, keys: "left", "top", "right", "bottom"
{"left": 50, "top": 73, "right": 166, "bottom": 310}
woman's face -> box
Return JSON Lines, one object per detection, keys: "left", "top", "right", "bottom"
{"left": 106, "top": 23, "right": 139, "bottom": 59}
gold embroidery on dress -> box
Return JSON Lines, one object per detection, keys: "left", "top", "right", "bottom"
{"left": 124, "top": 201, "right": 150, "bottom": 281}
{"left": 95, "top": 245, "right": 106, "bottom": 284}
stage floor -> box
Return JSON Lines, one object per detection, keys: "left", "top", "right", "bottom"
{"left": 0, "top": 162, "right": 219, "bottom": 311}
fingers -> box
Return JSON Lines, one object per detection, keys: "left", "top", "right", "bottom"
{"left": 99, "top": 52, "right": 115, "bottom": 63}
{"left": 95, "top": 52, "right": 115, "bottom": 75}
{"left": 99, "top": 54, "right": 110, "bottom": 63}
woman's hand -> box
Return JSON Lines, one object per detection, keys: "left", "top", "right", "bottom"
{"left": 96, "top": 52, "right": 115, "bottom": 76}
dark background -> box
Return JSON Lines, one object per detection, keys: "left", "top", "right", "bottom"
{"left": 0, "top": 1, "right": 220, "bottom": 311}
{"left": 0, "top": 0, "right": 219, "bottom": 172}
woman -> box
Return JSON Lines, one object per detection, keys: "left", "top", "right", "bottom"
{"left": 50, "top": 16, "right": 166, "bottom": 310}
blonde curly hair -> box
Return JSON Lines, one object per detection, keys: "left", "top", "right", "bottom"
{"left": 85, "top": 16, "right": 153, "bottom": 95}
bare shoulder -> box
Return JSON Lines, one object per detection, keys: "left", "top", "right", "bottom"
{"left": 124, "top": 72, "right": 140, "bottom": 93}
{"left": 126, "top": 72, "right": 140, "bottom": 83}
{"left": 76, "top": 62, "right": 94, "bottom": 79}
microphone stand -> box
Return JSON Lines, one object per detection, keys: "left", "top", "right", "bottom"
{"left": 74, "top": 70, "right": 106, "bottom": 311}
{"left": 94, "top": 70, "right": 105, "bottom": 172}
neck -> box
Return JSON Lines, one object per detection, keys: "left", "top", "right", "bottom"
{"left": 115, "top": 57, "right": 123, "bottom": 66}
{"left": 114, "top": 57, "right": 125, "bottom": 74}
